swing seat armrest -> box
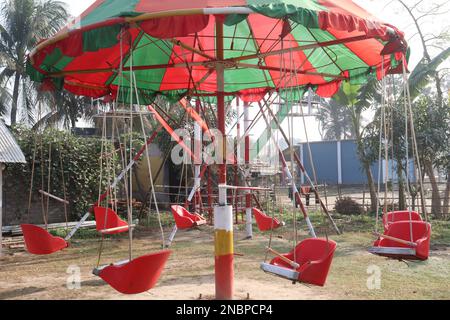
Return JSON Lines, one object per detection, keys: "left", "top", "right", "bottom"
{"left": 194, "top": 219, "right": 207, "bottom": 226}
{"left": 298, "top": 261, "right": 317, "bottom": 273}
{"left": 298, "top": 253, "right": 333, "bottom": 273}
{"left": 193, "top": 213, "right": 206, "bottom": 221}
{"left": 415, "top": 236, "right": 429, "bottom": 247}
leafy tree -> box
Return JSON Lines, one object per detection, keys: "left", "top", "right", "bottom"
{"left": 413, "top": 95, "right": 450, "bottom": 217}
{"left": 316, "top": 99, "right": 355, "bottom": 141}
{"left": 33, "top": 91, "right": 94, "bottom": 129}
{"left": 0, "top": 0, "right": 68, "bottom": 125}
{"left": 6, "top": 126, "right": 119, "bottom": 221}
{"left": 358, "top": 0, "right": 450, "bottom": 216}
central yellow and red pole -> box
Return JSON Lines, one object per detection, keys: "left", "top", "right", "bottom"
{"left": 214, "top": 15, "right": 234, "bottom": 300}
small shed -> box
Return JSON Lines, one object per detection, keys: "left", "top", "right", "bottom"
{"left": 0, "top": 120, "right": 26, "bottom": 257}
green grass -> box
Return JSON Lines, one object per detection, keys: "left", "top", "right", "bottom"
{"left": 5, "top": 209, "right": 450, "bottom": 300}
{"left": 232, "top": 209, "right": 450, "bottom": 299}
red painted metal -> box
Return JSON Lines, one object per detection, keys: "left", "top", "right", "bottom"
{"left": 21, "top": 224, "right": 68, "bottom": 255}
{"left": 207, "top": 166, "right": 213, "bottom": 223}
{"left": 98, "top": 250, "right": 171, "bottom": 294}
{"left": 215, "top": 254, "right": 234, "bottom": 299}
{"left": 270, "top": 238, "right": 337, "bottom": 286}
{"left": 147, "top": 104, "right": 200, "bottom": 163}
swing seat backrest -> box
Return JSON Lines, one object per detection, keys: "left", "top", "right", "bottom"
{"left": 94, "top": 206, "right": 129, "bottom": 234}
{"left": 98, "top": 250, "right": 172, "bottom": 294}
{"left": 374, "top": 221, "right": 431, "bottom": 260}
{"left": 383, "top": 211, "right": 422, "bottom": 231}
{"left": 253, "top": 208, "right": 282, "bottom": 232}
{"left": 21, "top": 224, "right": 68, "bottom": 255}
{"left": 171, "top": 205, "right": 206, "bottom": 230}
{"left": 270, "top": 238, "right": 337, "bottom": 286}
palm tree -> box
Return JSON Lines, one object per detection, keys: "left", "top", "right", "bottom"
{"left": 33, "top": 91, "right": 94, "bottom": 130}
{"left": 0, "top": 0, "right": 68, "bottom": 125}
{"left": 316, "top": 99, "right": 355, "bottom": 141}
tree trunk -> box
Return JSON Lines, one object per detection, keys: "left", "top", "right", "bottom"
{"left": 10, "top": 73, "right": 21, "bottom": 125}
{"left": 71, "top": 116, "right": 76, "bottom": 129}
{"left": 397, "top": 160, "right": 406, "bottom": 210}
{"left": 442, "top": 170, "right": 450, "bottom": 218}
{"left": 425, "top": 160, "right": 442, "bottom": 217}
{"left": 364, "top": 163, "right": 378, "bottom": 213}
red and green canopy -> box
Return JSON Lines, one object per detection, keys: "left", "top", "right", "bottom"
{"left": 27, "top": 0, "right": 408, "bottom": 103}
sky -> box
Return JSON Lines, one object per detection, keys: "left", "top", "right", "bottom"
{"left": 62, "top": 1, "right": 449, "bottom": 143}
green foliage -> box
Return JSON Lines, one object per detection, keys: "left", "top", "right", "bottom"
{"left": 6, "top": 126, "right": 119, "bottom": 219}
{"left": 408, "top": 47, "right": 450, "bottom": 101}
{"left": 334, "top": 197, "right": 363, "bottom": 215}
{"left": 413, "top": 95, "right": 450, "bottom": 169}
{"left": 0, "top": 0, "right": 69, "bottom": 125}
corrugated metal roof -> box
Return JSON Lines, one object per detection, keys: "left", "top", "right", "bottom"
{"left": 0, "top": 120, "right": 26, "bottom": 163}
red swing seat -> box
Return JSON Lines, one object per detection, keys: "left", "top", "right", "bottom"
{"left": 21, "top": 224, "right": 68, "bottom": 255}
{"left": 171, "top": 205, "right": 207, "bottom": 230}
{"left": 94, "top": 206, "right": 129, "bottom": 234}
{"left": 369, "top": 221, "right": 431, "bottom": 261}
{"left": 253, "top": 208, "right": 283, "bottom": 231}
{"left": 94, "top": 250, "right": 172, "bottom": 294}
{"left": 261, "top": 238, "right": 337, "bottom": 286}
{"left": 383, "top": 210, "right": 422, "bottom": 231}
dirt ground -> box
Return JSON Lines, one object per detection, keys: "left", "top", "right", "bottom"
{"left": 1, "top": 224, "right": 449, "bottom": 300}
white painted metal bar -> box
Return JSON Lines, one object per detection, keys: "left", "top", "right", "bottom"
{"left": 64, "top": 212, "right": 91, "bottom": 241}
{"left": 368, "top": 247, "right": 416, "bottom": 256}
{"left": 337, "top": 141, "right": 342, "bottom": 185}
{"left": 218, "top": 184, "right": 271, "bottom": 191}
{"left": 244, "top": 102, "right": 252, "bottom": 239}
{"left": 93, "top": 259, "right": 130, "bottom": 276}
{"left": 203, "top": 7, "right": 253, "bottom": 15}
{"left": 167, "top": 225, "right": 178, "bottom": 247}
{"left": 260, "top": 263, "right": 299, "bottom": 281}
{"left": 300, "top": 144, "right": 305, "bottom": 185}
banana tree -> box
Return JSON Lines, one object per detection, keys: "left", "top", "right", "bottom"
{"left": 331, "top": 81, "right": 379, "bottom": 213}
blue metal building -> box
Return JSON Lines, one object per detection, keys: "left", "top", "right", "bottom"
{"left": 296, "top": 140, "right": 414, "bottom": 186}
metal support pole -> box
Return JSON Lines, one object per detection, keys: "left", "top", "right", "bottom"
{"left": 244, "top": 102, "right": 253, "bottom": 239}
{"left": 214, "top": 16, "right": 233, "bottom": 300}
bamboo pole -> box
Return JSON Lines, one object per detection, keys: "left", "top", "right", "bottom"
{"left": 39, "top": 190, "right": 70, "bottom": 205}
{"left": 372, "top": 232, "right": 417, "bottom": 247}
{"left": 100, "top": 225, "right": 135, "bottom": 234}
{"left": 265, "top": 247, "right": 300, "bottom": 269}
